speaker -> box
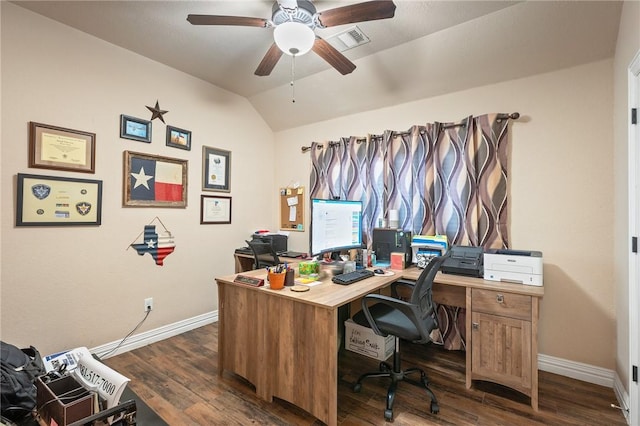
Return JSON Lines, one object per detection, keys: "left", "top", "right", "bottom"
{"left": 372, "top": 228, "right": 412, "bottom": 265}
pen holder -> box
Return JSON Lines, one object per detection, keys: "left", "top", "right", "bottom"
{"left": 268, "top": 271, "right": 286, "bottom": 290}
{"left": 284, "top": 269, "right": 295, "bottom": 286}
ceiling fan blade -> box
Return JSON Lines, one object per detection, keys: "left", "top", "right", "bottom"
{"left": 312, "top": 37, "right": 356, "bottom": 75}
{"left": 317, "top": 1, "right": 396, "bottom": 28}
{"left": 255, "top": 43, "right": 284, "bottom": 76}
{"left": 187, "top": 14, "right": 269, "bottom": 27}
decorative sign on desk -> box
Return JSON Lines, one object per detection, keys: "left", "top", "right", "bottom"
{"left": 234, "top": 275, "right": 264, "bottom": 287}
{"left": 279, "top": 186, "right": 304, "bottom": 231}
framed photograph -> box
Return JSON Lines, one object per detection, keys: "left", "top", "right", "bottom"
{"left": 123, "top": 150, "right": 188, "bottom": 208}
{"left": 29, "top": 122, "right": 96, "bottom": 174}
{"left": 200, "top": 195, "right": 232, "bottom": 224}
{"left": 166, "top": 126, "right": 191, "bottom": 151}
{"left": 202, "top": 146, "right": 231, "bottom": 192}
{"left": 120, "top": 115, "right": 152, "bottom": 143}
{"left": 16, "top": 173, "right": 102, "bottom": 226}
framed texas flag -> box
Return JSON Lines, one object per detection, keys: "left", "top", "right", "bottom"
{"left": 123, "top": 151, "right": 187, "bottom": 208}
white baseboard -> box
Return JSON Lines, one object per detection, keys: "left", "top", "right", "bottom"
{"left": 538, "top": 353, "right": 615, "bottom": 387}
{"left": 92, "top": 311, "right": 218, "bottom": 359}
{"left": 91, "top": 310, "right": 629, "bottom": 421}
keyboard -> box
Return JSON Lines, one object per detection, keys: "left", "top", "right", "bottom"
{"left": 332, "top": 269, "right": 375, "bottom": 285}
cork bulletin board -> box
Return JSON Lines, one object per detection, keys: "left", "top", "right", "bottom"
{"left": 279, "top": 186, "right": 304, "bottom": 231}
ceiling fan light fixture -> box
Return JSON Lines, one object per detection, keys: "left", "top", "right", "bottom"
{"left": 273, "top": 22, "right": 315, "bottom": 56}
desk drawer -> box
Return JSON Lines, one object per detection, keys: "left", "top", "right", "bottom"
{"left": 472, "top": 289, "right": 531, "bottom": 320}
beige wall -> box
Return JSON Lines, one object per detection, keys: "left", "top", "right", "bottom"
{"left": 275, "top": 60, "right": 616, "bottom": 369}
{"left": 614, "top": 1, "right": 640, "bottom": 392}
{"left": 0, "top": 3, "right": 276, "bottom": 355}
{"left": 1, "top": 1, "right": 630, "bottom": 375}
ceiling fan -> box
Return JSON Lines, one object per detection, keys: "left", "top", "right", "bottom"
{"left": 187, "top": 1, "right": 397, "bottom": 77}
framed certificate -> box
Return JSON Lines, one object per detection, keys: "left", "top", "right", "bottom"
{"left": 200, "top": 195, "right": 231, "bottom": 224}
{"left": 202, "top": 146, "right": 231, "bottom": 192}
{"left": 29, "top": 122, "right": 96, "bottom": 173}
{"left": 16, "top": 173, "right": 102, "bottom": 226}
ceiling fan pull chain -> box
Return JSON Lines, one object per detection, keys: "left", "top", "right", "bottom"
{"left": 290, "top": 54, "right": 296, "bottom": 103}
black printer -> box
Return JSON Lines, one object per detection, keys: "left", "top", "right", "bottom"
{"left": 441, "top": 245, "right": 484, "bottom": 277}
{"left": 251, "top": 233, "right": 288, "bottom": 254}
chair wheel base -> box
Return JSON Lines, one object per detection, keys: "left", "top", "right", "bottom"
{"left": 353, "top": 383, "right": 362, "bottom": 393}
{"left": 384, "top": 408, "right": 393, "bottom": 421}
{"left": 430, "top": 401, "right": 439, "bottom": 414}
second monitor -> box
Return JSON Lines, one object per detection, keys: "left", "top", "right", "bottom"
{"left": 310, "top": 199, "right": 364, "bottom": 257}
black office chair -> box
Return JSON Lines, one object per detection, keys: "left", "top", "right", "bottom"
{"left": 352, "top": 255, "right": 446, "bottom": 421}
{"left": 245, "top": 238, "right": 280, "bottom": 270}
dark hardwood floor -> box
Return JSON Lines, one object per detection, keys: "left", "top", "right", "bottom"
{"left": 104, "top": 323, "right": 627, "bottom": 425}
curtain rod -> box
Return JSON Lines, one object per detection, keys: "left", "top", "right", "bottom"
{"left": 441, "top": 112, "right": 520, "bottom": 130}
{"left": 300, "top": 112, "right": 520, "bottom": 152}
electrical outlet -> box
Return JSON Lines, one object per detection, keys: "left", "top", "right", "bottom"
{"left": 144, "top": 297, "right": 153, "bottom": 312}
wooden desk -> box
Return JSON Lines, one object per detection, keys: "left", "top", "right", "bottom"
{"left": 215, "top": 267, "right": 543, "bottom": 426}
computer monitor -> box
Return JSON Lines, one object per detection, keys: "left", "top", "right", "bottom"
{"left": 310, "top": 198, "right": 364, "bottom": 257}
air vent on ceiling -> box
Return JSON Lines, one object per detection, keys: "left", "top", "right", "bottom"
{"left": 325, "top": 25, "right": 370, "bottom": 52}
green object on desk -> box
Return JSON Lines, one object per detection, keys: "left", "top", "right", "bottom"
{"left": 298, "top": 260, "right": 319, "bottom": 276}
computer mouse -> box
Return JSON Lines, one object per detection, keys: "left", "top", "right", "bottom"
{"left": 374, "top": 269, "right": 385, "bottom": 275}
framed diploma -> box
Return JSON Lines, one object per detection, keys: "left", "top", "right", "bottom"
{"left": 200, "top": 195, "right": 231, "bottom": 224}
{"left": 202, "top": 146, "right": 231, "bottom": 192}
{"left": 29, "top": 122, "right": 96, "bottom": 173}
{"left": 16, "top": 173, "right": 102, "bottom": 226}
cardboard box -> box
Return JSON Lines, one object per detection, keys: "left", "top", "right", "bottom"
{"left": 36, "top": 375, "right": 94, "bottom": 426}
{"left": 345, "top": 319, "right": 394, "bottom": 361}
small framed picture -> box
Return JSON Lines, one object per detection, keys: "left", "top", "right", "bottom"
{"left": 120, "top": 115, "right": 152, "bottom": 143}
{"left": 29, "top": 122, "right": 96, "bottom": 174}
{"left": 201, "top": 195, "right": 232, "bottom": 224}
{"left": 202, "top": 146, "right": 231, "bottom": 192}
{"left": 166, "top": 126, "right": 191, "bottom": 151}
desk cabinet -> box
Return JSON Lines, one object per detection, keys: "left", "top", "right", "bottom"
{"left": 470, "top": 288, "right": 538, "bottom": 410}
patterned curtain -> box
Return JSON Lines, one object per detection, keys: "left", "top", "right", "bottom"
{"left": 310, "top": 113, "right": 511, "bottom": 249}
{"left": 309, "top": 114, "right": 511, "bottom": 351}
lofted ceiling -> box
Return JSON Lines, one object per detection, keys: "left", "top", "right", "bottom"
{"left": 11, "top": 1, "right": 623, "bottom": 131}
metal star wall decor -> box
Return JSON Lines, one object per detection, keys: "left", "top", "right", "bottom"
{"left": 146, "top": 100, "right": 168, "bottom": 123}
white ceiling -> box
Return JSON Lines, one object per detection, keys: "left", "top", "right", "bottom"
{"left": 12, "top": 1, "right": 622, "bottom": 131}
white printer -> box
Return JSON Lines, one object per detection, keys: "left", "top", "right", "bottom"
{"left": 483, "top": 249, "right": 543, "bottom": 286}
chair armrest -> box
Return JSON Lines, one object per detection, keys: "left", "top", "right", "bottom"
{"left": 391, "top": 279, "right": 415, "bottom": 300}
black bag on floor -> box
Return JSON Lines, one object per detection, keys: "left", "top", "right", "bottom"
{"left": 0, "top": 341, "right": 46, "bottom": 421}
